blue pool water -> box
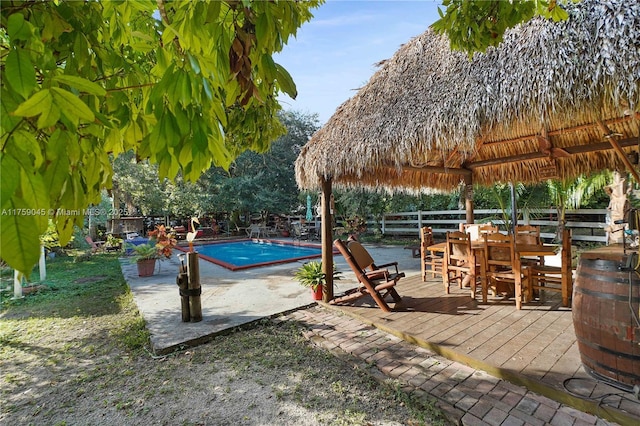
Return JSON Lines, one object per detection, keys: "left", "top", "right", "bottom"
{"left": 193, "top": 240, "right": 322, "bottom": 270}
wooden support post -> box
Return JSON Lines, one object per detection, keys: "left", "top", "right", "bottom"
{"left": 464, "top": 175, "right": 474, "bottom": 224}
{"left": 176, "top": 264, "right": 190, "bottom": 322}
{"left": 187, "top": 252, "right": 202, "bottom": 322}
{"left": 321, "top": 178, "right": 334, "bottom": 302}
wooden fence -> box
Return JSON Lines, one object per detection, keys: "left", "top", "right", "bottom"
{"left": 375, "top": 208, "right": 609, "bottom": 244}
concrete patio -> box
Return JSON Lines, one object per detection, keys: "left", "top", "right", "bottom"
{"left": 121, "top": 239, "right": 639, "bottom": 425}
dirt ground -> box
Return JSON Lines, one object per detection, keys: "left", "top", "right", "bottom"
{"left": 1, "top": 308, "right": 446, "bottom": 426}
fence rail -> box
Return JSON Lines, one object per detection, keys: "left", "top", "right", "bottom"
{"left": 375, "top": 208, "right": 609, "bottom": 243}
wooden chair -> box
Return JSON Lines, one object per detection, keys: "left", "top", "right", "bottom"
{"left": 444, "top": 231, "right": 481, "bottom": 299}
{"left": 483, "top": 232, "right": 525, "bottom": 309}
{"left": 333, "top": 239, "right": 403, "bottom": 312}
{"left": 515, "top": 225, "right": 542, "bottom": 267}
{"left": 525, "top": 228, "right": 573, "bottom": 307}
{"left": 514, "top": 225, "right": 541, "bottom": 245}
{"left": 461, "top": 223, "right": 498, "bottom": 241}
{"left": 420, "top": 226, "right": 443, "bottom": 281}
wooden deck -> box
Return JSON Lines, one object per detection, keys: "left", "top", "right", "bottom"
{"left": 327, "top": 275, "right": 640, "bottom": 425}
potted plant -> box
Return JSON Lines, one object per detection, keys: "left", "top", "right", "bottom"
{"left": 128, "top": 225, "right": 177, "bottom": 277}
{"left": 147, "top": 225, "right": 177, "bottom": 259}
{"left": 129, "top": 243, "right": 159, "bottom": 277}
{"left": 294, "top": 261, "right": 341, "bottom": 301}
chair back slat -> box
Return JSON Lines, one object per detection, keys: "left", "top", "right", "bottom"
{"left": 421, "top": 226, "right": 435, "bottom": 247}
{"left": 333, "top": 239, "right": 402, "bottom": 312}
{"left": 515, "top": 225, "right": 541, "bottom": 245}
{"left": 347, "top": 241, "right": 375, "bottom": 271}
{"left": 446, "top": 231, "right": 472, "bottom": 263}
{"left": 461, "top": 223, "right": 498, "bottom": 241}
{"left": 484, "top": 232, "right": 515, "bottom": 267}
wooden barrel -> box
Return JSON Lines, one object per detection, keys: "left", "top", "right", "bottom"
{"left": 573, "top": 247, "right": 640, "bottom": 389}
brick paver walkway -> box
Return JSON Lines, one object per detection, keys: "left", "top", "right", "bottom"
{"left": 282, "top": 305, "right": 622, "bottom": 426}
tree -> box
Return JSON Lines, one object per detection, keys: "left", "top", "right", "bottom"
{"left": 110, "top": 110, "right": 319, "bottom": 225}
{"left": 0, "top": 0, "right": 322, "bottom": 274}
{"left": 432, "top": 0, "right": 570, "bottom": 55}
{"left": 546, "top": 171, "right": 612, "bottom": 238}
{"left": 200, "top": 110, "right": 320, "bottom": 222}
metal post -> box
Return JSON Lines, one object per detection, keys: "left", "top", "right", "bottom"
{"left": 13, "top": 270, "right": 23, "bottom": 299}
{"left": 510, "top": 182, "right": 518, "bottom": 234}
{"left": 39, "top": 244, "right": 46, "bottom": 281}
{"left": 321, "top": 178, "right": 334, "bottom": 302}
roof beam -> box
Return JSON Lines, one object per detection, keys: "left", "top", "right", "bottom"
{"left": 468, "top": 137, "right": 638, "bottom": 169}
{"left": 596, "top": 119, "right": 640, "bottom": 182}
{"left": 401, "top": 164, "right": 472, "bottom": 177}
{"left": 396, "top": 136, "right": 638, "bottom": 175}
{"left": 482, "top": 113, "right": 640, "bottom": 147}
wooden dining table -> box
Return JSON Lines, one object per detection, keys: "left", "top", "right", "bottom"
{"left": 428, "top": 240, "right": 559, "bottom": 308}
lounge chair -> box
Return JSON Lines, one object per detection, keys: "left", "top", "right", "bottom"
{"left": 85, "top": 236, "right": 105, "bottom": 253}
{"left": 246, "top": 223, "right": 263, "bottom": 238}
{"left": 332, "top": 239, "right": 403, "bottom": 312}
{"left": 291, "top": 222, "right": 310, "bottom": 241}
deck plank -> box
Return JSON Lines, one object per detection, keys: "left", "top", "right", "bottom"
{"left": 326, "top": 273, "right": 640, "bottom": 422}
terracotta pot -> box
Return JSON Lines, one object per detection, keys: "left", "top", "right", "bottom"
{"left": 312, "top": 284, "right": 323, "bottom": 301}
{"left": 137, "top": 259, "right": 156, "bottom": 277}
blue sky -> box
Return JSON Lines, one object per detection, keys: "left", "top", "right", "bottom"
{"left": 275, "top": 0, "right": 442, "bottom": 125}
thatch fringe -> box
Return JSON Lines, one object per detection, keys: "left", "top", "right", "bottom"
{"left": 295, "top": 0, "right": 640, "bottom": 193}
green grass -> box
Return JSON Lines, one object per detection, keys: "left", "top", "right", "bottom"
{"left": 0, "top": 253, "right": 451, "bottom": 425}
{"left": 0, "top": 253, "right": 149, "bottom": 353}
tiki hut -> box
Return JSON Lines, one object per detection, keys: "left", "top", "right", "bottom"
{"left": 296, "top": 0, "right": 639, "bottom": 196}
{"left": 295, "top": 0, "right": 639, "bottom": 300}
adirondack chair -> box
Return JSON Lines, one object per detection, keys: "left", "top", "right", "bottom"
{"left": 332, "top": 239, "right": 403, "bottom": 312}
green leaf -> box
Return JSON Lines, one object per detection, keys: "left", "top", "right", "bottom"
{"left": 0, "top": 198, "right": 42, "bottom": 276}
{"left": 53, "top": 75, "right": 107, "bottom": 96}
{"left": 205, "top": 0, "right": 222, "bottom": 24}
{"left": 7, "top": 12, "right": 32, "bottom": 41}
{"left": 0, "top": 155, "right": 20, "bottom": 209}
{"left": 14, "top": 130, "right": 44, "bottom": 168}
{"left": 275, "top": 63, "right": 297, "bottom": 99}
{"left": 13, "top": 89, "right": 53, "bottom": 118}
{"left": 42, "top": 8, "right": 73, "bottom": 41}
{"left": 37, "top": 103, "right": 61, "bottom": 129}
{"left": 51, "top": 87, "right": 95, "bottom": 123}
{"left": 187, "top": 53, "right": 201, "bottom": 75}
{"left": 19, "top": 167, "right": 49, "bottom": 233}
{"left": 551, "top": 6, "right": 569, "bottom": 22}
{"left": 43, "top": 154, "right": 70, "bottom": 203}
{"left": 54, "top": 214, "right": 76, "bottom": 247}
{"left": 5, "top": 48, "right": 36, "bottom": 99}
{"left": 178, "top": 143, "right": 192, "bottom": 165}
{"left": 1, "top": 88, "right": 22, "bottom": 130}
{"left": 83, "top": 154, "right": 102, "bottom": 192}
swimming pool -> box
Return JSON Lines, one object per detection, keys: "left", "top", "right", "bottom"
{"left": 188, "top": 240, "right": 324, "bottom": 271}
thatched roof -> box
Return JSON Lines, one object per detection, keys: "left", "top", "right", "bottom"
{"left": 295, "top": 0, "right": 640, "bottom": 193}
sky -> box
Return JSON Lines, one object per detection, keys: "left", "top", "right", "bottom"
{"left": 275, "top": 0, "right": 443, "bottom": 126}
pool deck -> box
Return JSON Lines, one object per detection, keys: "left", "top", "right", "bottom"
{"left": 121, "top": 238, "right": 415, "bottom": 353}
{"left": 177, "top": 238, "right": 328, "bottom": 271}
{"left": 121, "top": 238, "right": 639, "bottom": 425}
